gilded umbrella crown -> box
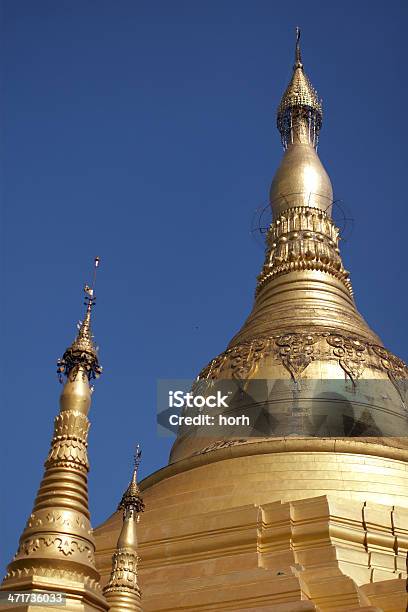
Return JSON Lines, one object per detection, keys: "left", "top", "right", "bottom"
{"left": 57, "top": 257, "right": 102, "bottom": 381}
{"left": 118, "top": 445, "right": 145, "bottom": 514}
{"left": 277, "top": 28, "right": 323, "bottom": 149}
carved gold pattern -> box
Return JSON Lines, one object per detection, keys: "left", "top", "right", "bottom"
{"left": 42, "top": 410, "right": 90, "bottom": 471}
{"left": 199, "top": 337, "right": 273, "bottom": 380}
{"left": 45, "top": 439, "right": 89, "bottom": 470}
{"left": 26, "top": 510, "right": 90, "bottom": 534}
{"left": 198, "top": 332, "right": 408, "bottom": 385}
{"left": 257, "top": 207, "right": 353, "bottom": 297}
{"left": 53, "top": 410, "right": 90, "bottom": 442}
{"left": 275, "top": 333, "right": 319, "bottom": 381}
{"left": 196, "top": 440, "right": 249, "bottom": 455}
{"left": 4, "top": 565, "right": 103, "bottom": 591}
{"left": 17, "top": 536, "right": 95, "bottom": 562}
{"left": 372, "top": 345, "right": 408, "bottom": 404}
{"left": 326, "top": 334, "right": 367, "bottom": 382}
{"left": 372, "top": 345, "right": 407, "bottom": 382}
{"left": 103, "top": 550, "right": 141, "bottom": 595}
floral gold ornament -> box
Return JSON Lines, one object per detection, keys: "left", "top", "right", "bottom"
{"left": 275, "top": 333, "right": 318, "bottom": 381}
{"left": 326, "top": 334, "right": 367, "bottom": 382}
{"left": 257, "top": 207, "right": 353, "bottom": 297}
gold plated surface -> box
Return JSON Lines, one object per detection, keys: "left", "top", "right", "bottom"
{"left": 277, "top": 29, "right": 322, "bottom": 151}
{"left": 103, "top": 449, "right": 144, "bottom": 612}
{"left": 92, "top": 32, "right": 408, "bottom": 611}
{"left": 269, "top": 145, "right": 334, "bottom": 216}
{"left": 274, "top": 29, "right": 332, "bottom": 216}
{"left": 278, "top": 29, "right": 322, "bottom": 118}
{"left": 0, "top": 268, "right": 108, "bottom": 612}
{"left": 257, "top": 207, "right": 350, "bottom": 294}
{"left": 2, "top": 26, "right": 406, "bottom": 612}
{"left": 168, "top": 29, "right": 408, "bottom": 463}
{"left": 94, "top": 442, "right": 408, "bottom": 611}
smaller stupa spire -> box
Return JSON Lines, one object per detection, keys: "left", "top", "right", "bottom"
{"left": 57, "top": 256, "right": 102, "bottom": 382}
{"left": 103, "top": 447, "right": 145, "bottom": 612}
{"left": 0, "top": 260, "right": 108, "bottom": 612}
{"left": 119, "top": 444, "right": 145, "bottom": 514}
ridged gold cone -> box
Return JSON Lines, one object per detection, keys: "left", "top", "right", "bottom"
{"left": 103, "top": 451, "right": 144, "bottom": 612}
{"left": 0, "top": 277, "right": 108, "bottom": 612}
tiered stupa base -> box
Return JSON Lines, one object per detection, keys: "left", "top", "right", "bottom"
{"left": 94, "top": 438, "right": 408, "bottom": 612}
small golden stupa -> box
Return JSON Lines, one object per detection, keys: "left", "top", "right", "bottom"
{"left": 1, "top": 30, "right": 407, "bottom": 612}
{"left": 103, "top": 446, "right": 145, "bottom": 612}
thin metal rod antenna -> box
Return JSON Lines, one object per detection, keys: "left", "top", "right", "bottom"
{"left": 83, "top": 257, "right": 100, "bottom": 311}
{"left": 295, "top": 26, "right": 301, "bottom": 65}
{"left": 92, "top": 256, "right": 100, "bottom": 295}
{"left": 134, "top": 444, "right": 142, "bottom": 474}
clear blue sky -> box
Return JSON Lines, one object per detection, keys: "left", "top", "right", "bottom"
{"left": 1, "top": 0, "right": 407, "bottom": 575}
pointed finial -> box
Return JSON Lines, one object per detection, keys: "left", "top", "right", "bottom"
{"left": 57, "top": 257, "right": 102, "bottom": 382}
{"left": 83, "top": 255, "right": 100, "bottom": 314}
{"left": 294, "top": 26, "right": 302, "bottom": 68}
{"left": 118, "top": 445, "right": 145, "bottom": 514}
{"left": 277, "top": 29, "right": 323, "bottom": 149}
{"left": 103, "top": 446, "right": 143, "bottom": 608}
{"left": 134, "top": 444, "right": 142, "bottom": 474}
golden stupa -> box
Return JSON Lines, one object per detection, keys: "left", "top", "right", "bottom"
{"left": 1, "top": 29, "right": 408, "bottom": 612}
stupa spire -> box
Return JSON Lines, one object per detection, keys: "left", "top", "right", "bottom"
{"left": 118, "top": 445, "right": 145, "bottom": 514}
{"left": 57, "top": 256, "right": 102, "bottom": 382}
{"left": 271, "top": 28, "right": 332, "bottom": 218}
{"left": 103, "top": 446, "right": 145, "bottom": 612}
{"left": 277, "top": 27, "right": 322, "bottom": 151}
{"left": 170, "top": 28, "right": 402, "bottom": 464}
{"left": 0, "top": 259, "right": 108, "bottom": 612}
